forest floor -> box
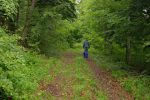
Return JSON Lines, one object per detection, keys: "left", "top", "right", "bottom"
{"left": 33, "top": 51, "right": 133, "bottom": 100}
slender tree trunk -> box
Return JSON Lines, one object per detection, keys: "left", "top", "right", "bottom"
{"left": 126, "top": 35, "right": 131, "bottom": 65}
{"left": 0, "top": 18, "right": 4, "bottom": 26}
{"left": 109, "top": 41, "right": 113, "bottom": 54}
{"left": 16, "top": 6, "right": 20, "bottom": 28}
{"left": 22, "top": 0, "right": 36, "bottom": 47}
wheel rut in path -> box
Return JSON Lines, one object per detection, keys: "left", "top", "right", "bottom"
{"left": 38, "top": 52, "right": 134, "bottom": 100}
{"left": 87, "top": 58, "right": 134, "bottom": 100}
{"left": 39, "top": 52, "right": 76, "bottom": 100}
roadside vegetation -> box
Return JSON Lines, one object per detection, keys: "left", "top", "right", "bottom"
{"left": 0, "top": 0, "right": 150, "bottom": 99}
{"left": 91, "top": 49, "right": 150, "bottom": 100}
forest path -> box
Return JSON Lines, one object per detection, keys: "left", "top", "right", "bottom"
{"left": 87, "top": 58, "right": 134, "bottom": 100}
{"left": 37, "top": 51, "right": 133, "bottom": 100}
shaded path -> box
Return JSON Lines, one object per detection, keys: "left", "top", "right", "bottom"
{"left": 38, "top": 52, "right": 76, "bottom": 100}
{"left": 37, "top": 51, "right": 134, "bottom": 100}
{"left": 87, "top": 58, "right": 134, "bottom": 100}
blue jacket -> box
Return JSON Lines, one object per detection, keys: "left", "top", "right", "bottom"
{"left": 83, "top": 40, "right": 90, "bottom": 49}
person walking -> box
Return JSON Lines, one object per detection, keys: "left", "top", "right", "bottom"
{"left": 83, "top": 39, "right": 90, "bottom": 58}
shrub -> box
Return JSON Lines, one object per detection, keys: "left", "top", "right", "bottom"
{"left": 0, "top": 27, "right": 53, "bottom": 99}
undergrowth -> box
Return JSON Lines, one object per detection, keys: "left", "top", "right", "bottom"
{"left": 91, "top": 50, "right": 150, "bottom": 100}
{"left": 32, "top": 52, "right": 108, "bottom": 100}
{"left": 0, "top": 28, "right": 55, "bottom": 99}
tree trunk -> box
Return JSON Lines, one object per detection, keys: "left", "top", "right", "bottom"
{"left": 16, "top": 6, "right": 20, "bottom": 28}
{"left": 22, "top": 0, "right": 36, "bottom": 47}
{"left": 126, "top": 35, "right": 131, "bottom": 65}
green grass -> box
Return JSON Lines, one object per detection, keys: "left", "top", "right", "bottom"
{"left": 73, "top": 57, "right": 108, "bottom": 100}
{"left": 0, "top": 31, "right": 107, "bottom": 100}
{"left": 91, "top": 50, "right": 150, "bottom": 100}
{"left": 0, "top": 31, "right": 60, "bottom": 99}
{"left": 32, "top": 54, "right": 108, "bottom": 100}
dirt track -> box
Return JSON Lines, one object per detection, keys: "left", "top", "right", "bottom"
{"left": 87, "top": 58, "right": 134, "bottom": 100}
{"left": 39, "top": 52, "right": 134, "bottom": 100}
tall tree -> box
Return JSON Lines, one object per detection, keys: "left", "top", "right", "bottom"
{"left": 22, "top": 0, "right": 36, "bottom": 47}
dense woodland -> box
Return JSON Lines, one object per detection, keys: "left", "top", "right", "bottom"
{"left": 0, "top": 0, "right": 150, "bottom": 99}
{"left": 76, "top": 0, "right": 150, "bottom": 69}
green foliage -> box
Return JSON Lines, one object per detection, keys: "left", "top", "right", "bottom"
{"left": 0, "top": 0, "right": 18, "bottom": 20}
{"left": 37, "top": 0, "right": 76, "bottom": 19}
{"left": 92, "top": 50, "right": 150, "bottom": 100}
{"left": 29, "top": 10, "right": 70, "bottom": 55}
{"left": 73, "top": 57, "right": 108, "bottom": 100}
{"left": 0, "top": 0, "right": 150, "bottom": 99}
{"left": 0, "top": 28, "right": 55, "bottom": 99}
{"left": 22, "top": 0, "right": 77, "bottom": 55}
{"left": 32, "top": 50, "right": 108, "bottom": 99}
{"left": 75, "top": 0, "right": 150, "bottom": 71}
{"left": 121, "top": 76, "right": 150, "bottom": 100}
{"left": 0, "top": 0, "right": 77, "bottom": 55}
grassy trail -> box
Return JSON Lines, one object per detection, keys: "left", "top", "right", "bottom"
{"left": 32, "top": 51, "right": 133, "bottom": 100}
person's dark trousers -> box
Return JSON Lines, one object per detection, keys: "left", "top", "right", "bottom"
{"left": 83, "top": 48, "right": 88, "bottom": 58}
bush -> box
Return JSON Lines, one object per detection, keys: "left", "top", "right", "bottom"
{"left": 0, "top": 28, "right": 53, "bottom": 99}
